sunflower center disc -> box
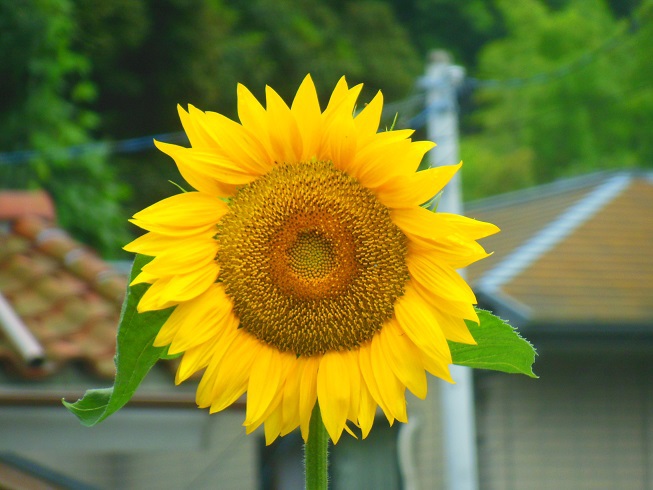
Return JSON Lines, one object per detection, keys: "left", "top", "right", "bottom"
{"left": 216, "top": 161, "right": 409, "bottom": 356}
{"left": 287, "top": 231, "right": 335, "bottom": 279}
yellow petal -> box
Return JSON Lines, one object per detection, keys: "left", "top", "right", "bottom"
{"left": 371, "top": 333, "right": 407, "bottom": 423}
{"left": 245, "top": 346, "right": 284, "bottom": 424}
{"left": 141, "top": 236, "right": 216, "bottom": 277}
{"left": 350, "top": 129, "right": 415, "bottom": 180}
{"left": 379, "top": 320, "right": 428, "bottom": 399}
{"left": 137, "top": 278, "right": 177, "bottom": 312}
{"left": 352, "top": 139, "right": 434, "bottom": 189}
{"left": 428, "top": 305, "right": 477, "bottom": 345}
{"left": 410, "top": 277, "right": 479, "bottom": 322}
{"left": 196, "top": 358, "right": 220, "bottom": 409}
{"left": 407, "top": 253, "right": 477, "bottom": 304}
{"left": 438, "top": 212, "right": 500, "bottom": 240}
{"left": 420, "top": 350, "right": 453, "bottom": 382}
{"left": 367, "top": 127, "right": 415, "bottom": 145}
{"left": 178, "top": 104, "right": 217, "bottom": 149}
{"left": 245, "top": 389, "right": 282, "bottom": 434}
{"left": 210, "top": 333, "right": 262, "bottom": 414}
{"left": 393, "top": 286, "right": 452, "bottom": 368}
{"left": 375, "top": 162, "right": 461, "bottom": 209}
{"left": 265, "top": 85, "right": 302, "bottom": 163}
{"left": 159, "top": 263, "right": 219, "bottom": 303}
{"left": 322, "top": 108, "right": 358, "bottom": 172}
{"left": 408, "top": 233, "right": 491, "bottom": 269}
{"left": 124, "top": 231, "right": 190, "bottom": 256}
{"left": 194, "top": 316, "right": 241, "bottom": 407}
{"left": 354, "top": 90, "right": 383, "bottom": 142}
{"left": 263, "top": 401, "right": 284, "bottom": 445}
{"left": 299, "top": 356, "right": 320, "bottom": 442}
{"left": 390, "top": 203, "right": 463, "bottom": 242}
{"left": 343, "top": 350, "right": 361, "bottom": 421}
{"left": 202, "top": 109, "right": 273, "bottom": 174}
{"left": 245, "top": 360, "right": 296, "bottom": 436}
{"left": 358, "top": 342, "right": 394, "bottom": 425}
{"left": 153, "top": 284, "right": 224, "bottom": 348}
{"left": 167, "top": 284, "right": 233, "bottom": 354}
{"left": 280, "top": 360, "right": 304, "bottom": 437}
{"left": 393, "top": 207, "right": 492, "bottom": 267}
{"left": 154, "top": 135, "right": 236, "bottom": 197}
{"left": 175, "top": 335, "right": 219, "bottom": 384}
{"left": 155, "top": 142, "right": 258, "bottom": 186}
{"left": 411, "top": 237, "right": 491, "bottom": 269}
{"left": 237, "top": 83, "right": 269, "bottom": 140}
{"left": 317, "top": 351, "right": 351, "bottom": 444}
{"left": 325, "top": 82, "right": 363, "bottom": 122}
{"left": 291, "top": 74, "right": 323, "bottom": 161}
{"left": 131, "top": 190, "right": 227, "bottom": 234}
{"left": 358, "top": 381, "right": 377, "bottom": 439}
{"left": 129, "top": 269, "right": 157, "bottom": 286}
{"left": 323, "top": 76, "right": 351, "bottom": 118}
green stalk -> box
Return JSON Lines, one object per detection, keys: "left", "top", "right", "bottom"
{"left": 305, "top": 404, "right": 329, "bottom": 489}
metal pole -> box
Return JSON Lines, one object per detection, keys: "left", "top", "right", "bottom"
{"left": 422, "top": 50, "right": 479, "bottom": 490}
{"left": 0, "top": 293, "right": 45, "bottom": 366}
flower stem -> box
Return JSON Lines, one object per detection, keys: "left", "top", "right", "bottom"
{"left": 305, "top": 404, "right": 329, "bottom": 490}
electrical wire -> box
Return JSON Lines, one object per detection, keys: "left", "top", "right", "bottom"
{"left": 0, "top": 132, "right": 188, "bottom": 166}
{"left": 0, "top": 6, "right": 648, "bottom": 168}
{"left": 467, "top": 9, "right": 646, "bottom": 90}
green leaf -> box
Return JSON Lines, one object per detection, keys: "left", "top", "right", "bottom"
{"left": 449, "top": 309, "right": 537, "bottom": 377}
{"left": 62, "top": 254, "right": 174, "bottom": 426}
{"left": 159, "top": 344, "right": 183, "bottom": 360}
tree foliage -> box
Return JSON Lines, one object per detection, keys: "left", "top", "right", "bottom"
{"left": 0, "top": 0, "right": 129, "bottom": 255}
{"left": 461, "top": 0, "right": 653, "bottom": 199}
{"left": 73, "top": 0, "right": 424, "bottom": 227}
{"left": 389, "top": 0, "right": 506, "bottom": 69}
{"left": 2, "top": 0, "right": 651, "bottom": 250}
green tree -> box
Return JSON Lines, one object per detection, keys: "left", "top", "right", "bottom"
{"left": 388, "top": 0, "right": 506, "bottom": 69}
{"left": 461, "top": 0, "right": 653, "bottom": 199}
{"left": 0, "top": 0, "right": 129, "bottom": 256}
{"left": 72, "top": 0, "right": 423, "bottom": 214}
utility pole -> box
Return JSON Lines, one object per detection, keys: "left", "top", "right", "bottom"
{"left": 421, "top": 50, "right": 479, "bottom": 490}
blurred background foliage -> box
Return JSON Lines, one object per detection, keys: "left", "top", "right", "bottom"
{"left": 0, "top": 0, "right": 651, "bottom": 255}
{"left": 461, "top": 0, "right": 653, "bottom": 198}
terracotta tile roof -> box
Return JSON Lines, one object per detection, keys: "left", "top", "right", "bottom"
{"left": 3, "top": 171, "right": 649, "bottom": 381}
{"left": 0, "top": 190, "right": 55, "bottom": 222}
{"left": 0, "top": 209, "right": 126, "bottom": 379}
{"left": 0, "top": 191, "right": 231, "bottom": 409}
{"left": 466, "top": 171, "right": 653, "bottom": 330}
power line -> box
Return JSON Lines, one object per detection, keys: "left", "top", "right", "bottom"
{"left": 466, "top": 9, "right": 647, "bottom": 90}
{"left": 1, "top": 7, "right": 647, "bottom": 168}
{"left": 0, "top": 131, "right": 188, "bottom": 166}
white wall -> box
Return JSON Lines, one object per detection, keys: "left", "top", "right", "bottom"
{"left": 2, "top": 406, "right": 257, "bottom": 489}
{"left": 475, "top": 347, "right": 653, "bottom": 490}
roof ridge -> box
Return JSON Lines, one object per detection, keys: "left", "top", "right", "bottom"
{"left": 476, "top": 173, "right": 632, "bottom": 294}
{"left": 465, "top": 169, "right": 639, "bottom": 211}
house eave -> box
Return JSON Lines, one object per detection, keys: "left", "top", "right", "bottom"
{"left": 0, "top": 387, "right": 245, "bottom": 410}
{"left": 476, "top": 288, "right": 653, "bottom": 340}
{"left": 475, "top": 287, "right": 531, "bottom": 329}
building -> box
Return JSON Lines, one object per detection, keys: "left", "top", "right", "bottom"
{"left": 466, "top": 170, "right": 653, "bottom": 490}
{"left": 1, "top": 169, "right": 652, "bottom": 489}
{"left": 0, "top": 191, "right": 256, "bottom": 489}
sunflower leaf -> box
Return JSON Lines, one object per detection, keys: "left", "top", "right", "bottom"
{"left": 449, "top": 309, "right": 537, "bottom": 377}
{"left": 62, "top": 254, "right": 174, "bottom": 426}
{"left": 159, "top": 344, "right": 183, "bottom": 360}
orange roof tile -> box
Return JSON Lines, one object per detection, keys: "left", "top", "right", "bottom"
{"left": 0, "top": 214, "right": 126, "bottom": 379}
{"left": 0, "top": 190, "right": 55, "bottom": 222}
{"left": 0, "top": 191, "right": 236, "bottom": 409}
{"left": 466, "top": 171, "right": 653, "bottom": 331}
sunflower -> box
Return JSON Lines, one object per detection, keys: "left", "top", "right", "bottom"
{"left": 125, "top": 75, "right": 498, "bottom": 444}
